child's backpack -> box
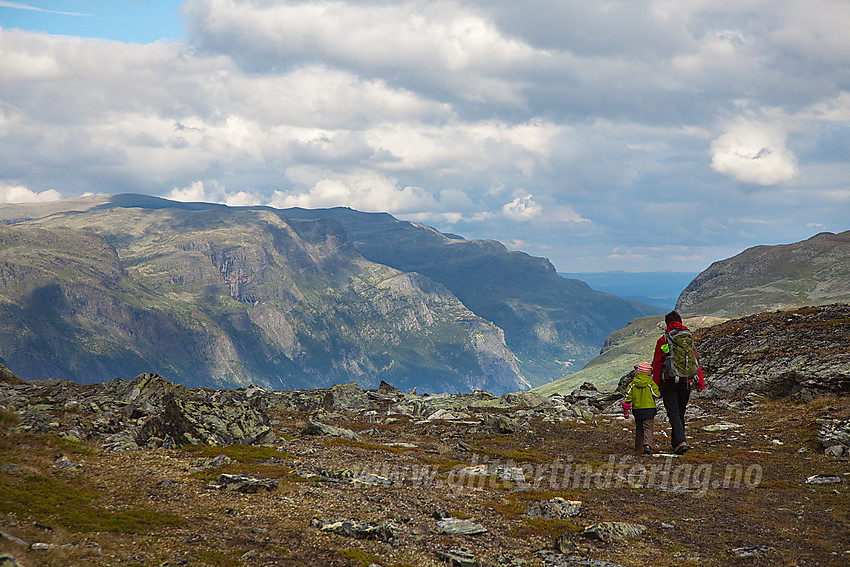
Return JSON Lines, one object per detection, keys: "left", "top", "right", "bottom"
{"left": 663, "top": 327, "right": 699, "bottom": 381}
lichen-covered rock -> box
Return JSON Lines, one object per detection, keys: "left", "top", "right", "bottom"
{"left": 0, "top": 553, "right": 23, "bottom": 567}
{"left": 526, "top": 498, "right": 581, "bottom": 519}
{"left": 538, "top": 552, "right": 630, "bottom": 567}
{"left": 435, "top": 518, "right": 487, "bottom": 535}
{"left": 481, "top": 413, "right": 522, "bottom": 433}
{"left": 818, "top": 419, "right": 850, "bottom": 454}
{"left": 138, "top": 396, "right": 274, "bottom": 446}
{"left": 581, "top": 522, "right": 646, "bottom": 541}
{"left": 207, "top": 474, "right": 279, "bottom": 493}
{"left": 310, "top": 518, "right": 395, "bottom": 541}
{"left": 301, "top": 420, "right": 360, "bottom": 442}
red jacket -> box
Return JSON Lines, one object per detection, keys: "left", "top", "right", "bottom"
{"left": 652, "top": 321, "right": 705, "bottom": 390}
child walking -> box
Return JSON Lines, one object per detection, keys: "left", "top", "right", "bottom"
{"left": 622, "top": 361, "right": 661, "bottom": 455}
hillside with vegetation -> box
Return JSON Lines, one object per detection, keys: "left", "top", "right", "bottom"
{"left": 677, "top": 231, "right": 850, "bottom": 318}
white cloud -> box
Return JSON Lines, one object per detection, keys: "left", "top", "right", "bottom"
{"left": 502, "top": 194, "right": 541, "bottom": 221}
{"left": 270, "top": 169, "right": 440, "bottom": 214}
{"left": 0, "top": 184, "right": 62, "bottom": 203}
{"left": 183, "top": 0, "right": 545, "bottom": 105}
{"left": 710, "top": 120, "right": 798, "bottom": 185}
{"left": 2, "top": 1, "right": 850, "bottom": 272}
{"left": 167, "top": 181, "right": 211, "bottom": 203}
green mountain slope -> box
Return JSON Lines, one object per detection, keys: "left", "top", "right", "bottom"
{"left": 533, "top": 315, "right": 726, "bottom": 394}
{"left": 677, "top": 231, "right": 850, "bottom": 318}
{"left": 0, "top": 204, "right": 526, "bottom": 393}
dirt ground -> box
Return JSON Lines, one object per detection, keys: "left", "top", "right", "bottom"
{"left": 2, "top": 395, "right": 849, "bottom": 567}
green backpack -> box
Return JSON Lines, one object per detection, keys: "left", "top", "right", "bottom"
{"left": 663, "top": 327, "right": 699, "bottom": 381}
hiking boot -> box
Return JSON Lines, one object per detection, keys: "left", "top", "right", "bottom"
{"left": 643, "top": 445, "right": 652, "bottom": 455}
{"left": 674, "top": 442, "right": 690, "bottom": 455}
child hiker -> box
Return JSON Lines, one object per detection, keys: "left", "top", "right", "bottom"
{"left": 622, "top": 361, "right": 661, "bottom": 455}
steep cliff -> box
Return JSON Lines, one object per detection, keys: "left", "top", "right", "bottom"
{"left": 282, "top": 206, "right": 661, "bottom": 384}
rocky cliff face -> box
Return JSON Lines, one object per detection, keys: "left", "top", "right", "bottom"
{"left": 677, "top": 231, "right": 850, "bottom": 317}
{"left": 282, "top": 206, "right": 660, "bottom": 384}
{"left": 0, "top": 203, "right": 526, "bottom": 393}
{"left": 695, "top": 303, "right": 850, "bottom": 400}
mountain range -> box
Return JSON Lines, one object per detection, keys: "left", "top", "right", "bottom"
{"left": 0, "top": 194, "right": 659, "bottom": 394}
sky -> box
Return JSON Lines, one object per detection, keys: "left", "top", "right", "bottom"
{"left": 1, "top": 1, "right": 849, "bottom": 273}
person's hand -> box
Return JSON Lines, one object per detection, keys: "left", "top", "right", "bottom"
{"left": 622, "top": 402, "right": 631, "bottom": 419}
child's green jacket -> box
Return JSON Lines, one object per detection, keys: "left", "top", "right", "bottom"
{"left": 625, "top": 372, "right": 660, "bottom": 418}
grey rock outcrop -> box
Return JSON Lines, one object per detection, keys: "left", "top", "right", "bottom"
{"left": 696, "top": 304, "right": 850, "bottom": 400}
{"left": 818, "top": 419, "right": 850, "bottom": 456}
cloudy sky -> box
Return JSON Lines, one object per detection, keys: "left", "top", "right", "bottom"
{"left": 1, "top": 0, "right": 849, "bottom": 273}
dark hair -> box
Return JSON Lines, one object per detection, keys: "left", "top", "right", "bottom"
{"left": 665, "top": 310, "right": 682, "bottom": 325}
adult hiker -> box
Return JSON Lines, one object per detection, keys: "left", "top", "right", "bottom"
{"left": 652, "top": 310, "right": 704, "bottom": 455}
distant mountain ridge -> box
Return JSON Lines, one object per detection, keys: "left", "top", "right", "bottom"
{"left": 677, "top": 231, "right": 850, "bottom": 317}
{"left": 0, "top": 194, "right": 659, "bottom": 393}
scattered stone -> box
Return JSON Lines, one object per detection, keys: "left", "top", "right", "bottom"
{"left": 301, "top": 420, "right": 360, "bottom": 442}
{"left": 729, "top": 545, "right": 774, "bottom": 557}
{"left": 456, "top": 463, "right": 526, "bottom": 484}
{"left": 805, "top": 475, "right": 842, "bottom": 485}
{"left": 526, "top": 498, "right": 582, "bottom": 519}
{"left": 54, "top": 454, "right": 82, "bottom": 470}
{"left": 435, "top": 518, "right": 487, "bottom": 535}
{"left": 100, "top": 430, "right": 139, "bottom": 453}
{"left": 825, "top": 445, "right": 846, "bottom": 457}
{"left": 310, "top": 518, "right": 395, "bottom": 542}
{"left": 554, "top": 533, "right": 577, "bottom": 555}
{"left": 436, "top": 548, "right": 481, "bottom": 567}
{"left": 481, "top": 413, "right": 522, "bottom": 433}
{"left": 702, "top": 422, "right": 742, "bottom": 432}
{"left": 581, "top": 522, "right": 646, "bottom": 541}
{"left": 538, "top": 551, "right": 630, "bottom": 567}
{"left": 189, "top": 453, "right": 232, "bottom": 472}
{"left": 206, "top": 474, "right": 280, "bottom": 493}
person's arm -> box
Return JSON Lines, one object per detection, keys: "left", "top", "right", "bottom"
{"left": 652, "top": 336, "right": 665, "bottom": 386}
{"left": 694, "top": 346, "right": 705, "bottom": 391}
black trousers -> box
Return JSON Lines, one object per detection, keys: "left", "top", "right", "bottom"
{"left": 660, "top": 378, "right": 690, "bottom": 448}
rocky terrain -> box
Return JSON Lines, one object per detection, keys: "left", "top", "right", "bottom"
{"left": 677, "top": 231, "right": 850, "bottom": 318}
{"left": 2, "top": 304, "right": 849, "bottom": 567}
{"left": 0, "top": 194, "right": 658, "bottom": 393}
